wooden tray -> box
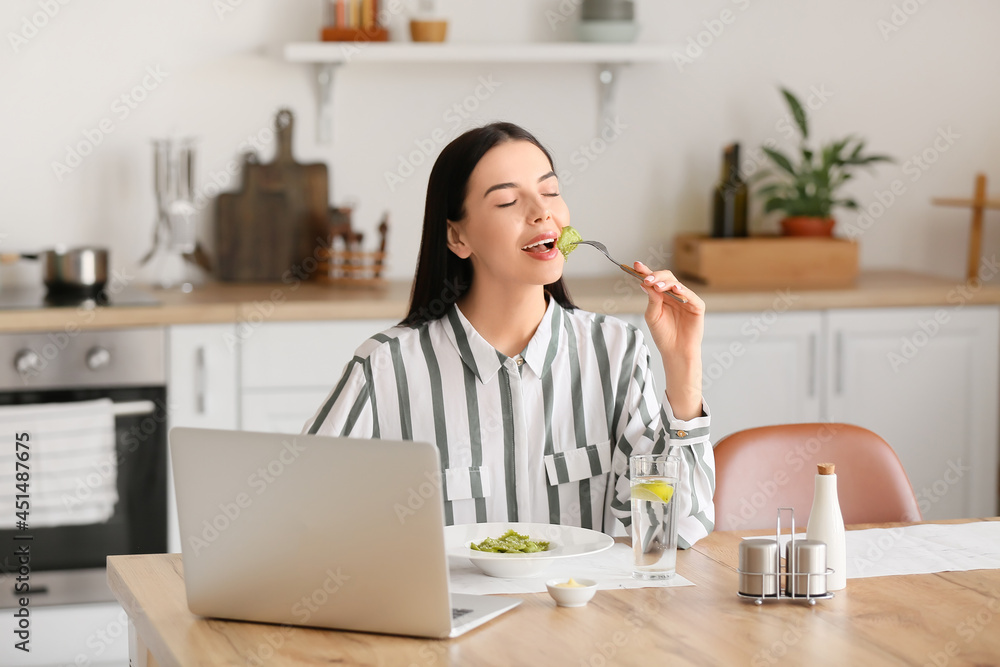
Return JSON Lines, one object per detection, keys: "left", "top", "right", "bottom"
{"left": 673, "top": 235, "right": 858, "bottom": 288}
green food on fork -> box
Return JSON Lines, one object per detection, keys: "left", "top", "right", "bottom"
{"left": 556, "top": 226, "right": 688, "bottom": 304}
{"left": 556, "top": 226, "right": 583, "bottom": 260}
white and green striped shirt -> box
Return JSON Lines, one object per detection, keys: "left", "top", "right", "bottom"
{"left": 303, "top": 298, "right": 715, "bottom": 547}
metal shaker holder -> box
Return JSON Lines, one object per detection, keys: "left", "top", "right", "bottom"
{"left": 737, "top": 507, "right": 835, "bottom": 605}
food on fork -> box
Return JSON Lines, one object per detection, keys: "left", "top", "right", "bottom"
{"left": 556, "top": 226, "right": 583, "bottom": 260}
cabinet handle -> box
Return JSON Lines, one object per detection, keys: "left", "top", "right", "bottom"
{"left": 195, "top": 347, "right": 206, "bottom": 414}
{"left": 807, "top": 333, "right": 817, "bottom": 398}
{"left": 834, "top": 331, "right": 844, "bottom": 396}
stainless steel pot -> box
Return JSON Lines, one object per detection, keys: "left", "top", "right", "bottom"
{"left": 1, "top": 247, "right": 109, "bottom": 293}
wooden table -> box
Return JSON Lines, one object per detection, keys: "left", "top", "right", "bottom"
{"left": 109, "top": 519, "right": 1000, "bottom": 666}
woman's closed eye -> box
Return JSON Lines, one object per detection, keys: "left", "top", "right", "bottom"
{"left": 496, "top": 192, "right": 560, "bottom": 208}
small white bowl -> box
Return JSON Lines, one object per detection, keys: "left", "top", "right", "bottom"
{"left": 545, "top": 578, "right": 598, "bottom": 607}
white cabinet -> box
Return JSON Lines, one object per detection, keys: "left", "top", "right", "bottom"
{"left": 240, "top": 319, "right": 397, "bottom": 434}
{"left": 0, "top": 602, "right": 128, "bottom": 667}
{"left": 826, "top": 307, "right": 999, "bottom": 520}
{"left": 166, "top": 324, "right": 240, "bottom": 554}
{"left": 625, "top": 311, "right": 823, "bottom": 441}
{"left": 242, "top": 389, "right": 333, "bottom": 435}
{"left": 700, "top": 311, "right": 823, "bottom": 441}
{"left": 166, "top": 324, "right": 240, "bottom": 431}
{"left": 659, "top": 304, "right": 999, "bottom": 521}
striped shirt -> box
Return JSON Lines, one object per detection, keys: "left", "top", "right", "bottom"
{"left": 303, "top": 297, "right": 715, "bottom": 548}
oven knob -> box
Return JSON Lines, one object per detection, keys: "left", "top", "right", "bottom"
{"left": 14, "top": 350, "right": 42, "bottom": 374}
{"left": 86, "top": 347, "right": 111, "bottom": 371}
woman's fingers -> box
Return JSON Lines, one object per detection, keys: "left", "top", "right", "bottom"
{"left": 635, "top": 261, "right": 705, "bottom": 310}
{"left": 636, "top": 261, "right": 681, "bottom": 293}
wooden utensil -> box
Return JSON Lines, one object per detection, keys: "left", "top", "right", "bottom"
{"left": 932, "top": 173, "right": 1000, "bottom": 281}
{"left": 214, "top": 109, "right": 330, "bottom": 281}
{"left": 215, "top": 153, "right": 287, "bottom": 281}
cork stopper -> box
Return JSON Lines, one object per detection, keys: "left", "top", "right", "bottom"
{"left": 817, "top": 463, "right": 835, "bottom": 475}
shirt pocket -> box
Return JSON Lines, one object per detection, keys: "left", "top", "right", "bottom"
{"left": 543, "top": 441, "right": 613, "bottom": 486}
{"left": 443, "top": 466, "right": 492, "bottom": 502}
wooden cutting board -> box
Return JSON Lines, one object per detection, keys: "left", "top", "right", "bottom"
{"left": 215, "top": 109, "right": 329, "bottom": 281}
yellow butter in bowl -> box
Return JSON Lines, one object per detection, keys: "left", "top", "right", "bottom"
{"left": 546, "top": 577, "right": 598, "bottom": 607}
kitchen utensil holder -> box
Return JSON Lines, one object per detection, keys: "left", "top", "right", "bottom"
{"left": 737, "top": 507, "right": 835, "bottom": 606}
{"left": 315, "top": 210, "right": 388, "bottom": 286}
{"left": 321, "top": 0, "right": 388, "bottom": 41}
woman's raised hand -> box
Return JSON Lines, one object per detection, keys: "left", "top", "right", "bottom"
{"left": 634, "top": 261, "right": 705, "bottom": 359}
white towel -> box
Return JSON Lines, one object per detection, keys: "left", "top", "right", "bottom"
{"left": 0, "top": 399, "right": 118, "bottom": 529}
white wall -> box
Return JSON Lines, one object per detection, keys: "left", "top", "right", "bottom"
{"left": 2, "top": 0, "right": 999, "bottom": 288}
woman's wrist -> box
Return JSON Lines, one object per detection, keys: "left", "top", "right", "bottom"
{"left": 663, "top": 360, "right": 703, "bottom": 421}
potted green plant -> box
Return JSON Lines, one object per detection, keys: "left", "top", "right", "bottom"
{"left": 756, "top": 88, "right": 892, "bottom": 236}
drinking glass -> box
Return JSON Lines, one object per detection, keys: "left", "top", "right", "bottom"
{"left": 630, "top": 453, "right": 680, "bottom": 579}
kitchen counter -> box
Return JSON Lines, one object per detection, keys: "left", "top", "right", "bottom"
{"left": 1, "top": 270, "right": 998, "bottom": 333}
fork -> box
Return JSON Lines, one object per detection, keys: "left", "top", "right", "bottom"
{"left": 572, "top": 240, "right": 689, "bottom": 304}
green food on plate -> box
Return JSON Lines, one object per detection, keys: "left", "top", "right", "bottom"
{"left": 555, "top": 226, "right": 582, "bottom": 260}
{"left": 469, "top": 529, "right": 550, "bottom": 553}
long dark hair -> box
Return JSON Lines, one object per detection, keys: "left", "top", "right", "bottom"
{"left": 402, "top": 122, "right": 576, "bottom": 327}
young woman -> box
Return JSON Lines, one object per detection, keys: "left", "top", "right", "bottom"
{"left": 304, "top": 123, "right": 714, "bottom": 547}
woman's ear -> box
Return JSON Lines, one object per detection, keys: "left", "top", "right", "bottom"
{"left": 446, "top": 220, "right": 472, "bottom": 259}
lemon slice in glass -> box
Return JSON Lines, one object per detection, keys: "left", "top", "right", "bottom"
{"left": 631, "top": 481, "right": 674, "bottom": 504}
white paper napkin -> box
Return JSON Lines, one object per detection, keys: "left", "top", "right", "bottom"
{"left": 448, "top": 543, "right": 695, "bottom": 595}
{"left": 742, "top": 522, "right": 1000, "bottom": 579}
{"left": 847, "top": 522, "right": 1000, "bottom": 579}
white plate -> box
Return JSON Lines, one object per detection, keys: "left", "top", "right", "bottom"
{"left": 444, "top": 522, "right": 615, "bottom": 579}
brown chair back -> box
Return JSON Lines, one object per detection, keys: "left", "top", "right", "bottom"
{"left": 713, "top": 423, "right": 921, "bottom": 531}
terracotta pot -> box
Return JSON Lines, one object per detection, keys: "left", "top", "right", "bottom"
{"left": 781, "top": 216, "right": 835, "bottom": 237}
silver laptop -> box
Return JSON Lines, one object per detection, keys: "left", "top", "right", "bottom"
{"left": 169, "top": 427, "right": 520, "bottom": 638}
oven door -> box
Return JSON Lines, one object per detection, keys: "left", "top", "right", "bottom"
{"left": 0, "top": 387, "right": 167, "bottom": 607}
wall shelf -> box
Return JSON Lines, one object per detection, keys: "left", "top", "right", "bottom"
{"left": 283, "top": 42, "right": 675, "bottom": 143}
{"left": 285, "top": 42, "right": 674, "bottom": 64}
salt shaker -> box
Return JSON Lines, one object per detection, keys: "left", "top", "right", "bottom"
{"left": 739, "top": 538, "right": 779, "bottom": 597}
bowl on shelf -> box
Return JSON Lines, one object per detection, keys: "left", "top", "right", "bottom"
{"left": 578, "top": 20, "right": 639, "bottom": 43}
{"left": 410, "top": 19, "right": 448, "bottom": 42}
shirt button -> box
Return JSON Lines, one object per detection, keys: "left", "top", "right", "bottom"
{"left": 516, "top": 357, "right": 524, "bottom": 366}
{"left": 676, "top": 430, "right": 688, "bottom": 438}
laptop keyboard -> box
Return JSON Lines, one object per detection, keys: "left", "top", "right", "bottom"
{"left": 452, "top": 607, "right": 474, "bottom": 620}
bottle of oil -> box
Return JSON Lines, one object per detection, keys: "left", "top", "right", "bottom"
{"left": 806, "top": 462, "right": 847, "bottom": 591}
{"left": 711, "top": 143, "right": 748, "bottom": 238}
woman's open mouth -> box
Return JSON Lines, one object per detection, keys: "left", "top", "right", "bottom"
{"left": 521, "top": 239, "right": 556, "bottom": 254}
{"left": 521, "top": 238, "right": 559, "bottom": 261}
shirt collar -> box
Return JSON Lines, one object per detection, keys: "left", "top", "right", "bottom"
{"left": 521, "top": 296, "right": 562, "bottom": 377}
{"left": 442, "top": 296, "right": 564, "bottom": 384}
